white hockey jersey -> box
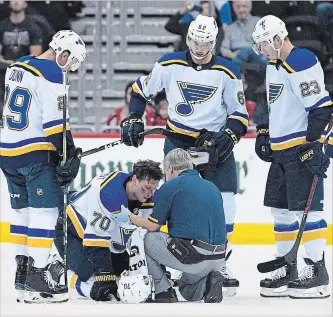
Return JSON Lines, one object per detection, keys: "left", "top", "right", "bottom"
{"left": 266, "top": 48, "right": 333, "bottom": 151}
{"left": 0, "top": 56, "right": 70, "bottom": 168}
{"left": 130, "top": 51, "right": 248, "bottom": 137}
{"left": 67, "top": 171, "right": 155, "bottom": 254}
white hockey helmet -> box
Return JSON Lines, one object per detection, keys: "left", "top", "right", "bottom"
{"left": 49, "top": 30, "right": 86, "bottom": 71}
{"left": 117, "top": 271, "right": 154, "bottom": 303}
{"left": 186, "top": 14, "right": 218, "bottom": 60}
{"left": 252, "top": 15, "right": 288, "bottom": 56}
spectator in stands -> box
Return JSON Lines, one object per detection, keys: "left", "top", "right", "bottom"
{"left": 165, "top": 1, "right": 231, "bottom": 53}
{"left": 0, "top": 0, "right": 42, "bottom": 111}
{"left": 106, "top": 81, "right": 134, "bottom": 126}
{"left": 153, "top": 90, "right": 168, "bottom": 126}
{"left": 26, "top": 1, "right": 71, "bottom": 32}
{"left": 221, "top": 0, "right": 267, "bottom": 66}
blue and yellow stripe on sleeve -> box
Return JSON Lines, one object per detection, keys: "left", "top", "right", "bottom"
{"left": 43, "top": 118, "right": 70, "bottom": 136}
{"left": 228, "top": 111, "right": 249, "bottom": 127}
{"left": 67, "top": 205, "right": 86, "bottom": 239}
{"left": 305, "top": 96, "right": 333, "bottom": 112}
{"left": 83, "top": 233, "right": 111, "bottom": 248}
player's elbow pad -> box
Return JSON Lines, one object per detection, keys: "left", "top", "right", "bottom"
{"left": 307, "top": 107, "right": 333, "bottom": 142}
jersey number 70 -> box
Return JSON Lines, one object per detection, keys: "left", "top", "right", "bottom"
{"left": 2, "top": 85, "right": 31, "bottom": 130}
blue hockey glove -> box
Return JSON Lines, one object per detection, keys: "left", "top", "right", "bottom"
{"left": 299, "top": 142, "right": 330, "bottom": 178}
{"left": 120, "top": 113, "right": 144, "bottom": 148}
{"left": 56, "top": 147, "right": 82, "bottom": 188}
{"left": 255, "top": 125, "right": 273, "bottom": 162}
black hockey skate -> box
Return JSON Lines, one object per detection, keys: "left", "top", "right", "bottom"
{"left": 15, "top": 255, "right": 28, "bottom": 303}
{"left": 221, "top": 250, "right": 239, "bottom": 297}
{"left": 260, "top": 260, "right": 298, "bottom": 298}
{"left": 288, "top": 254, "right": 330, "bottom": 299}
{"left": 24, "top": 257, "right": 68, "bottom": 303}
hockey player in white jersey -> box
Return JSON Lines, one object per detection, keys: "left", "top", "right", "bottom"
{"left": 120, "top": 14, "right": 249, "bottom": 296}
{"left": 53, "top": 160, "right": 163, "bottom": 301}
{"left": 0, "top": 30, "right": 86, "bottom": 303}
{"left": 252, "top": 15, "right": 332, "bottom": 299}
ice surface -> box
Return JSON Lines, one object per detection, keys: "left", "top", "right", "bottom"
{"left": 0, "top": 244, "right": 331, "bottom": 317}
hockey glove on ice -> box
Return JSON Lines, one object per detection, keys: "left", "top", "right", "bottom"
{"left": 56, "top": 147, "right": 82, "bottom": 188}
{"left": 90, "top": 268, "right": 120, "bottom": 302}
{"left": 120, "top": 113, "right": 144, "bottom": 147}
{"left": 255, "top": 125, "right": 273, "bottom": 162}
{"left": 194, "top": 128, "right": 238, "bottom": 168}
{"left": 298, "top": 142, "right": 330, "bottom": 178}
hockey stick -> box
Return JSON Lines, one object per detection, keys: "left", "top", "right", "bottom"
{"left": 61, "top": 71, "right": 69, "bottom": 287}
{"left": 257, "top": 117, "right": 333, "bottom": 273}
{"left": 82, "top": 127, "right": 186, "bottom": 157}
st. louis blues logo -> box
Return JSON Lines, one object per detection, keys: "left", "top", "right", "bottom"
{"left": 269, "top": 83, "right": 284, "bottom": 104}
{"left": 176, "top": 81, "right": 217, "bottom": 116}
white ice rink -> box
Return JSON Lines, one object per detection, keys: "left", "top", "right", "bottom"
{"left": 0, "top": 244, "right": 332, "bottom": 317}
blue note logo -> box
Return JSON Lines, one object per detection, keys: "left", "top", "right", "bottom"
{"left": 269, "top": 83, "right": 284, "bottom": 104}
{"left": 176, "top": 81, "right": 217, "bottom": 116}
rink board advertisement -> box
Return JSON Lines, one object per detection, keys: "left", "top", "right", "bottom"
{"left": 0, "top": 136, "right": 332, "bottom": 244}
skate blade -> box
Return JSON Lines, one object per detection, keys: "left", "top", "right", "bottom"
{"left": 24, "top": 291, "right": 69, "bottom": 304}
{"left": 289, "top": 286, "right": 331, "bottom": 299}
{"left": 260, "top": 286, "right": 289, "bottom": 298}
{"left": 222, "top": 287, "right": 238, "bottom": 297}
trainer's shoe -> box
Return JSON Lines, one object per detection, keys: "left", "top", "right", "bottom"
{"left": 24, "top": 257, "right": 68, "bottom": 304}
{"left": 204, "top": 271, "right": 223, "bottom": 303}
{"left": 15, "top": 255, "right": 28, "bottom": 303}
{"left": 146, "top": 287, "right": 178, "bottom": 303}
{"left": 260, "top": 260, "right": 298, "bottom": 298}
{"left": 288, "top": 254, "right": 330, "bottom": 299}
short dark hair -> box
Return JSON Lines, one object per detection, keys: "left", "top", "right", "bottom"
{"left": 132, "top": 160, "right": 163, "bottom": 181}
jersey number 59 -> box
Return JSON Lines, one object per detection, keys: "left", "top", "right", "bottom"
{"left": 2, "top": 85, "right": 32, "bottom": 130}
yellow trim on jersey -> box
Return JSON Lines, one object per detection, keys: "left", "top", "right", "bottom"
{"left": 142, "top": 202, "right": 154, "bottom": 207}
{"left": 282, "top": 61, "right": 296, "bottom": 73}
{"left": 83, "top": 240, "right": 111, "bottom": 248}
{"left": 27, "top": 237, "right": 53, "bottom": 248}
{"left": 70, "top": 274, "right": 79, "bottom": 289}
{"left": 271, "top": 138, "right": 306, "bottom": 151}
{"left": 318, "top": 101, "right": 333, "bottom": 108}
{"left": 67, "top": 206, "right": 84, "bottom": 239}
{"left": 211, "top": 65, "right": 237, "bottom": 79}
{"left": 44, "top": 123, "right": 70, "bottom": 136}
{"left": 167, "top": 120, "right": 200, "bottom": 138}
{"left": 303, "top": 229, "right": 328, "bottom": 242}
{"left": 228, "top": 115, "right": 249, "bottom": 127}
{"left": 274, "top": 232, "right": 298, "bottom": 242}
{"left": 159, "top": 59, "right": 188, "bottom": 66}
{"left": 148, "top": 216, "right": 159, "bottom": 223}
{"left": 11, "top": 234, "right": 27, "bottom": 245}
{"left": 100, "top": 172, "right": 119, "bottom": 190}
{"left": 320, "top": 135, "right": 333, "bottom": 145}
{"left": 132, "top": 82, "right": 143, "bottom": 95}
{"left": 0, "top": 143, "right": 57, "bottom": 156}
{"left": 12, "top": 62, "right": 44, "bottom": 78}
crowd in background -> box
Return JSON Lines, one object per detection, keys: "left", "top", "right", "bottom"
{"left": 1, "top": 0, "right": 333, "bottom": 132}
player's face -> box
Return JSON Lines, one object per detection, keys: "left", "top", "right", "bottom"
{"left": 189, "top": 39, "right": 212, "bottom": 60}
{"left": 132, "top": 177, "right": 159, "bottom": 202}
{"left": 253, "top": 41, "right": 276, "bottom": 59}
